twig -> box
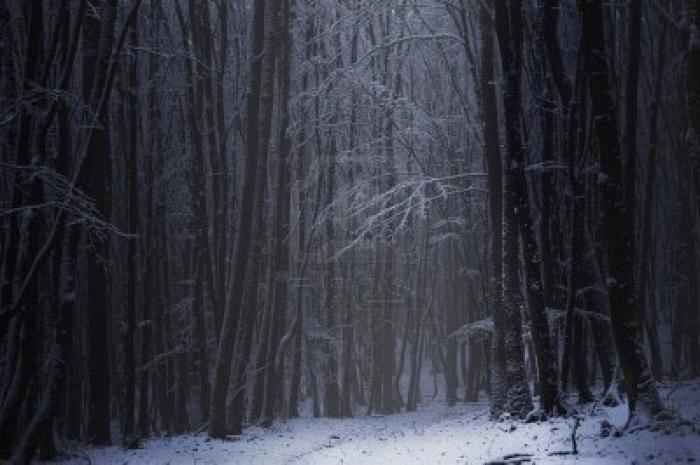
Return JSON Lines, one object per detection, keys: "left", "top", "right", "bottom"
{"left": 548, "top": 416, "right": 579, "bottom": 456}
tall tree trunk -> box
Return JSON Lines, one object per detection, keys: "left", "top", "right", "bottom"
{"left": 10, "top": 226, "right": 80, "bottom": 464}
{"left": 174, "top": 1, "right": 211, "bottom": 423}
{"left": 143, "top": 2, "right": 165, "bottom": 433}
{"left": 543, "top": 0, "right": 616, "bottom": 404}
{"left": 477, "top": 3, "right": 507, "bottom": 419}
{"left": 579, "top": 0, "right": 663, "bottom": 423}
{"left": 322, "top": 98, "right": 340, "bottom": 419}
{"left": 83, "top": 0, "right": 117, "bottom": 445}
{"left": 562, "top": 102, "right": 594, "bottom": 403}
{"left": 188, "top": 0, "right": 221, "bottom": 332}
{"left": 637, "top": 23, "right": 667, "bottom": 381}
{"left": 121, "top": 13, "right": 139, "bottom": 446}
{"left": 340, "top": 25, "right": 360, "bottom": 419}
{"left": 227, "top": 163, "right": 267, "bottom": 433}
{"left": 249, "top": 0, "right": 281, "bottom": 428}
{"left": 208, "top": 0, "right": 278, "bottom": 438}
{"left": 445, "top": 252, "right": 459, "bottom": 406}
{"left": 494, "top": 0, "right": 533, "bottom": 419}
{"left": 260, "top": 0, "right": 294, "bottom": 428}
{"left": 683, "top": 0, "right": 700, "bottom": 374}
{"left": 287, "top": 13, "right": 315, "bottom": 420}
{"left": 214, "top": 0, "right": 230, "bottom": 319}
{"left": 0, "top": 0, "right": 45, "bottom": 456}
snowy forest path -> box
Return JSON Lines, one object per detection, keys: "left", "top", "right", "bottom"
{"left": 44, "top": 383, "right": 700, "bottom": 465}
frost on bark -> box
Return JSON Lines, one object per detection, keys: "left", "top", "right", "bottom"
{"left": 504, "top": 6, "right": 562, "bottom": 415}
{"left": 501, "top": 186, "right": 533, "bottom": 419}
{"left": 494, "top": 0, "right": 533, "bottom": 419}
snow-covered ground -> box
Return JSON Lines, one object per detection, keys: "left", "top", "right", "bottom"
{"left": 46, "top": 382, "right": 700, "bottom": 465}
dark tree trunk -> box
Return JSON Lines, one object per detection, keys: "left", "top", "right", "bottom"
{"left": 287, "top": 13, "right": 315, "bottom": 420}
{"left": 227, "top": 176, "right": 267, "bottom": 433}
{"left": 445, "top": 253, "right": 459, "bottom": 406}
{"left": 213, "top": 0, "right": 230, "bottom": 320}
{"left": 83, "top": 0, "right": 118, "bottom": 445}
{"left": 208, "top": 0, "right": 277, "bottom": 439}
{"left": 494, "top": 0, "right": 533, "bottom": 419}
{"left": 478, "top": 3, "right": 507, "bottom": 419}
{"left": 322, "top": 165, "right": 340, "bottom": 420}
{"left": 247, "top": 0, "right": 280, "bottom": 428}
{"left": 406, "top": 231, "right": 428, "bottom": 412}
{"left": 341, "top": 29, "right": 359, "bottom": 415}
{"left": 0, "top": 0, "right": 45, "bottom": 456}
{"left": 637, "top": 23, "right": 668, "bottom": 381}
{"left": 260, "top": 0, "right": 293, "bottom": 428}
{"left": 10, "top": 227, "right": 80, "bottom": 464}
{"left": 188, "top": 0, "right": 221, "bottom": 333}
{"left": 562, "top": 140, "right": 593, "bottom": 403}
{"left": 174, "top": 1, "right": 211, "bottom": 424}
{"left": 144, "top": 3, "right": 166, "bottom": 433}
{"left": 379, "top": 226, "right": 396, "bottom": 414}
{"left": 683, "top": 0, "right": 700, "bottom": 374}
{"left": 121, "top": 13, "right": 139, "bottom": 446}
{"left": 579, "top": 0, "right": 663, "bottom": 422}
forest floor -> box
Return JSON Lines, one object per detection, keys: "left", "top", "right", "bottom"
{"left": 46, "top": 381, "right": 700, "bottom": 465}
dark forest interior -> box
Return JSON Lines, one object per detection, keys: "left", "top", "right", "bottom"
{"left": 1, "top": 0, "right": 700, "bottom": 463}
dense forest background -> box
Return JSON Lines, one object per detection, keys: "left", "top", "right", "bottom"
{"left": 1, "top": 0, "right": 699, "bottom": 463}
